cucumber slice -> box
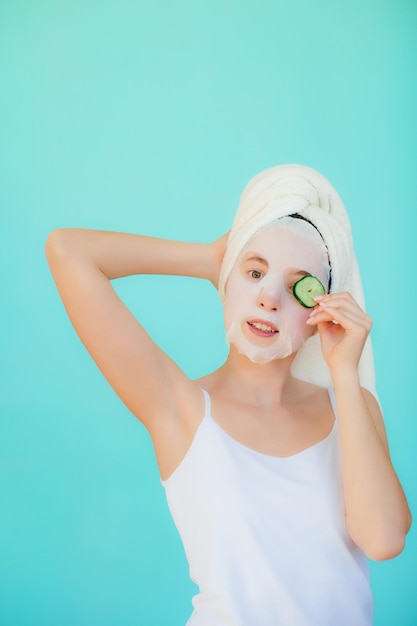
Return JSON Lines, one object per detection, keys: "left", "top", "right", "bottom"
{"left": 293, "top": 275, "right": 325, "bottom": 308}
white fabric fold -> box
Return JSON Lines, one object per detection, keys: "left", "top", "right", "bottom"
{"left": 218, "top": 164, "right": 377, "bottom": 397}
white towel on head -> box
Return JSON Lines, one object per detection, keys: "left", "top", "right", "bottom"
{"left": 218, "top": 164, "right": 377, "bottom": 398}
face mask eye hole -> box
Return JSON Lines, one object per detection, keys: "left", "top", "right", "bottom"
{"left": 293, "top": 276, "right": 325, "bottom": 308}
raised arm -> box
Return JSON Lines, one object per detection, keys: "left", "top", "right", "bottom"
{"left": 307, "top": 292, "right": 411, "bottom": 560}
{"left": 45, "top": 229, "right": 223, "bottom": 431}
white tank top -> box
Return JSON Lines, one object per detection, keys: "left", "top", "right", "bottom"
{"left": 162, "top": 389, "right": 373, "bottom": 626}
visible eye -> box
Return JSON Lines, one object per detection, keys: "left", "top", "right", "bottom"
{"left": 249, "top": 269, "right": 263, "bottom": 280}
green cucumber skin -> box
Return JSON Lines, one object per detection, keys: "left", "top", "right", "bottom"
{"left": 293, "top": 276, "right": 325, "bottom": 308}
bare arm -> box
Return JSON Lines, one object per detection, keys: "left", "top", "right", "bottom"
{"left": 45, "top": 229, "right": 224, "bottom": 430}
{"left": 308, "top": 293, "right": 411, "bottom": 560}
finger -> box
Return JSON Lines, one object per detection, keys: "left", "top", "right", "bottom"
{"left": 315, "top": 291, "right": 356, "bottom": 304}
{"left": 314, "top": 293, "right": 365, "bottom": 316}
{"left": 308, "top": 304, "right": 372, "bottom": 335}
{"left": 310, "top": 302, "right": 370, "bottom": 325}
{"left": 313, "top": 297, "right": 371, "bottom": 323}
{"left": 308, "top": 299, "right": 370, "bottom": 324}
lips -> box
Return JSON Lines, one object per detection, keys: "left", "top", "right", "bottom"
{"left": 247, "top": 319, "right": 279, "bottom": 337}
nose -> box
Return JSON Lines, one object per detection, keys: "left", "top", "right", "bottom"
{"left": 256, "top": 287, "right": 282, "bottom": 312}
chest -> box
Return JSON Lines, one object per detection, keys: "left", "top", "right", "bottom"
{"left": 210, "top": 395, "right": 335, "bottom": 458}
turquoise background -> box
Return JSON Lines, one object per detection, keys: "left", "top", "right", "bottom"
{"left": 1, "top": 0, "right": 416, "bottom": 624}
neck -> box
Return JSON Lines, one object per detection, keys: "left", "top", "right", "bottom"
{"left": 217, "top": 346, "right": 299, "bottom": 408}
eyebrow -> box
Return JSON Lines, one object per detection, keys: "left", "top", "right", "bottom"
{"left": 291, "top": 269, "right": 312, "bottom": 278}
{"left": 242, "top": 253, "right": 269, "bottom": 266}
{"left": 241, "top": 257, "right": 315, "bottom": 279}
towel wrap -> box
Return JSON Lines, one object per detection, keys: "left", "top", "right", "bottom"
{"left": 218, "top": 164, "right": 377, "bottom": 397}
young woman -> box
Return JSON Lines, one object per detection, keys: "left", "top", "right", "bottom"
{"left": 46, "top": 164, "right": 411, "bottom": 625}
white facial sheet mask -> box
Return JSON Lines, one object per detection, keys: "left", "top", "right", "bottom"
{"left": 223, "top": 217, "right": 330, "bottom": 364}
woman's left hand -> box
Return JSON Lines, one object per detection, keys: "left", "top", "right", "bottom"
{"left": 306, "top": 292, "right": 372, "bottom": 375}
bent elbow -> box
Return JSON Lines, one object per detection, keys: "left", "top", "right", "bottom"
{"left": 45, "top": 228, "right": 65, "bottom": 262}
{"left": 347, "top": 515, "right": 410, "bottom": 562}
{"left": 363, "top": 532, "right": 407, "bottom": 562}
{"left": 347, "top": 506, "right": 412, "bottom": 562}
{"left": 45, "top": 228, "right": 76, "bottom": 269}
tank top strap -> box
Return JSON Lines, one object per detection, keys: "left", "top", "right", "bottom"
{"left": 200, "top": 388, "right": 212, "bottom": 419}
{"left": 201, "top": 387, "right": 336, "bottom": 423}
{"left": 328, "top": 387, "right": 337, "bottom": 417}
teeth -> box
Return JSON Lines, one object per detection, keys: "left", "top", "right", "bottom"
{"left": 250, "top": 322, "right": 277, "bottom": 333}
